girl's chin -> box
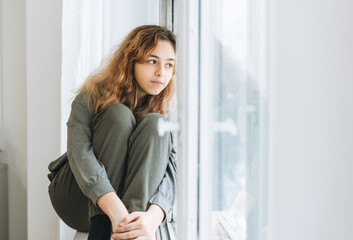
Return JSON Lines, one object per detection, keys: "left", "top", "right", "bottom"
{"left": 147, "top": 90, "right": 163, "bottom": 96}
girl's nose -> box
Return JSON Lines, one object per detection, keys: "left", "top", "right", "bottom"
{"left": 155, "top": 64, "right": 165, "bottom": 77}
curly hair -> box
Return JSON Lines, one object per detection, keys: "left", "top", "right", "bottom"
{"left": 78, "top": 25, "right": 176, "bottom": 121}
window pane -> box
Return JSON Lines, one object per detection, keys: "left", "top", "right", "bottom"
{"left": 200, "top": 0, "right": 268, "bottom": 239}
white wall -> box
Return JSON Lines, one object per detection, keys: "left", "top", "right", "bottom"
{"left": 2, "top": 0, "right": 27, "bottom": 239}
{"left": 1, "top": 0, "right": 62, "bottom": 239}
{"left": 26, "top": 1, "right": 62, "bottom": 240}
{"left": 268, "top": 0, "right": 353, "bottom": 239}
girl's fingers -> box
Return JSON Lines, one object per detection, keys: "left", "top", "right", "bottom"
{"left": 111, "top": 229, "right": 141, "bottom": 240}
{"left": 118, "top": 212, "right": 140, "bottom": 227}
{"left": 114, "top": 220, "right": 141, "bottom": 233}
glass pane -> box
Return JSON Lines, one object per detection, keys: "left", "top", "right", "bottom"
{"left": 206, "top": 0, "right": 268, "bottom": 239}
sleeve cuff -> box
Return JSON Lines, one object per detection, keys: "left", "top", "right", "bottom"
{"left": 149, "top": 192, "right": 171, "bottom": 218}
{"left": 87, "top": 177, "right": 115, "bottom": 205}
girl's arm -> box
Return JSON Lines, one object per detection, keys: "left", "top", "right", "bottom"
{"left": 112, "top": 205, "right": 165, "bottom": 240}
{"left": 97, "top": 192, "right": 129, "bottom": 228}
{"left": 67, "top": 92, "right": 128, "bottom": 226}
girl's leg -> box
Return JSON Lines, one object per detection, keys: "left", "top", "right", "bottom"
{"left": 50, "top": 104, "right": 167, "bottom": 235}
{"left": 87, "top": 215, "right": 112, "bottom": 240}
{"left": 121, "top": 113, "right": 172, "bottom": 212}
{"left": 88, "top": 103, "right": 136, "bottom": 238}
{"left": 48, "top": 103, "right": 134, "bottom": 234}
{"left": 88, "top": 107, "right": 171, "bottom": 238}
{"left": 48, "top": 160, "right": 91, "bottom": 232}
{"left": 90, "top": 103, "right": 136, "bottom": 208}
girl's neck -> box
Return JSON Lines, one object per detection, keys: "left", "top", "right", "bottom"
{"left": 136, "top": 87, "right": 147, "bottom": 105}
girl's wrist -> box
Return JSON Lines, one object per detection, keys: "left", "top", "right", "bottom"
{"left": 97, "top": 192, "right": 129, "bottom": 228}
{"left": 147, "top": 204, "right": 165, "bottom": 225}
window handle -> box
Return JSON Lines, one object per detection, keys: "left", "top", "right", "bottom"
{"left": 214, "top": 118, "right": 238, "bottom": 136}
{"left": 238, "top": 105, "right": 256, "bottom": 114}
{"left": 157, "top": 118, "right": 180, "bottom": 136}
{"left": 158, "top": 118, "right": 238, "bottom": 136}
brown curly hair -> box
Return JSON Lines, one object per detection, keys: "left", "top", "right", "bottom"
{"left": 78, "top": 25, "right": 176, "bottom": 121}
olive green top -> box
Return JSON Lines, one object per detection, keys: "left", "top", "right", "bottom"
{"left": 49, "top": 92, "right": 177, "bottom": 215}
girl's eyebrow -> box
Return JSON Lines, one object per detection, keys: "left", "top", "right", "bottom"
{"left": 150, "top": 54, "right": 175, "bottom": 62}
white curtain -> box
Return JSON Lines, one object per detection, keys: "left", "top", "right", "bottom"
{"left": 60, "top": 0, "right": 111, "bottom": 153}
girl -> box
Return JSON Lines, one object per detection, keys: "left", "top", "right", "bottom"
{"left": 48, "top": 25, "right": 177, "bottom": 240}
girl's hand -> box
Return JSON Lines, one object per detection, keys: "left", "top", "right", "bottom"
{"left": 112, "top": 205, "right": 164, "bottom": 240}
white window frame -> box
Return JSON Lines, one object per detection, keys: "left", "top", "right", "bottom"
{"left": 176, "top": 0, "right": 200, "bottom": 239}
{"left": 199, "top": 0, "right": 214, "bottom": 238}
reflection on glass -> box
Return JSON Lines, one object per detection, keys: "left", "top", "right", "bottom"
{"left": 210, "top": 0, "right": 267, "bottom": 239}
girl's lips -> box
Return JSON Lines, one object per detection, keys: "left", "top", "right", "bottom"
{"left": 151, "top": 81, "right": 163, "bottom": 85}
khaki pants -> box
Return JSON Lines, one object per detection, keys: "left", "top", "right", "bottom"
{"left": 48, "top": 103, "right": 172, "bottom": 234}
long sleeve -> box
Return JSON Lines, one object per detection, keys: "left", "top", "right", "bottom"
{"left": 66, "top": 92, "right": 115, "bottom": 205}
{"left": 148, "top": 132, "right": 177, "bottom": 215}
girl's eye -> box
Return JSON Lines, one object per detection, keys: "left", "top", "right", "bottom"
{"left": 166, "top": 63, "right": 174, "bottom": 68}
{"left": 147, "top": 60, "right": 156, "bottom": 64}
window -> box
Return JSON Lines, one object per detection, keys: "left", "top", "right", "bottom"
{"left": 176, "top": 0, "right": 268, "bottom": 239}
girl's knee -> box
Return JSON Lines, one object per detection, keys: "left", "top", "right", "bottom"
{"left": 138, "top": 113, "right": 165, "bottom": 134}
{"left": 97, "top": 103, "right": 136, "bottom": 130}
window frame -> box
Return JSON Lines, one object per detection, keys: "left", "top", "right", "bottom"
{"left": 175, "top": 0, "right": 200, "bottom": 239}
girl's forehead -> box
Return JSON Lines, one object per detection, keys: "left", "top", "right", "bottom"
{"left": 149, "top": 41, "right": 176, "bottom": 59}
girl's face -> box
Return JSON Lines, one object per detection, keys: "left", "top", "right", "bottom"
{"left": 134, "top": 40, "right": 176, "bottom": 102}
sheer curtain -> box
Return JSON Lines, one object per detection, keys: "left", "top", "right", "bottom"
{"left": 61, "top": 0, "right": 112, "bottom": 154}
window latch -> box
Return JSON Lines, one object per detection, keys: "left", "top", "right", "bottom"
{"left": 214, "top": 118, "right": 238, "bottom": 136}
